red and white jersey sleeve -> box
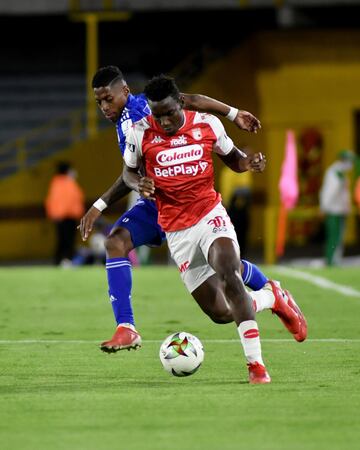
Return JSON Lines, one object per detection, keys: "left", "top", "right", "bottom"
{"left": 126, "top": 110, "right": 236, "bottom": 232}
{"left": 193, "top": 112, "right": 234, "bottom": 156}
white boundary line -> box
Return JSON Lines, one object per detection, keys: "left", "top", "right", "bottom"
{"left": 0, "top": 339, "right": 359, "bottom": 344}
{"left": 270, "top": 265, "right": 360, "bottom": 298}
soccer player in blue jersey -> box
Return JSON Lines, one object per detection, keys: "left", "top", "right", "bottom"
{"left": 78, "top": 66, "right": 282, "bottom": 353}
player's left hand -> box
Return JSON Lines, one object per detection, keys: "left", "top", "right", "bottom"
{"left": 78, "top": 206, "right": 102, "bottom": 241}
{"left": 139, "top": 177, "right": 156, "bottom": 200}
{"left": 234, "top": 110, "right": 261, "bottom": 133}
{"left": 248, "top": 152, "right": 266, "bottom": 172}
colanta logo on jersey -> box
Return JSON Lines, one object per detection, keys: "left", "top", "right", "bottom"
{"left": 156, "top": 144, "right": 203, "bottom": 167}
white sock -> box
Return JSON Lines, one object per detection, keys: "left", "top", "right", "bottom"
{"left": 118, "top": 323, "right": 135, "bottom": 331}
{"left": 238, "top": 320, "right": 264, "bottom": 365}
{"left": 251, "top": 284, "right": 275, "bottom": 312}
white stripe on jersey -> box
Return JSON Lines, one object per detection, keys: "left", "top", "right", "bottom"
{"left": 193, "top": 112, "right": 234, "bottom": 155}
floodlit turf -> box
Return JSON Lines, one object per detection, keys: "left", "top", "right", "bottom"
{"left": 1, "top": 265, "right": 360, "bottom": 450}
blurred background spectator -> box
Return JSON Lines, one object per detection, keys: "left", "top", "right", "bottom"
{"left": 355, "top": 153, "right": 360, "bottom": 209}
{"left": 45, "top": 161, "right": 85, "bottom": 266}
{"left": 319, "top": 150, "right": 355, "bottom": 266}
{"left": 356, "top": 176, "right": 360, "bottom": 212}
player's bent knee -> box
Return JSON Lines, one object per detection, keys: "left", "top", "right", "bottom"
{"left": 105, "top": 228, "right": 133, "bottom": 256}
{"left": 105, "top": 235, "right": 126, "bottom": 255}
{"left": 219, "top": 268, "right": 241, "bottom": 286}
{"left": 221, "top": 270, "right": 248, "bottom": 298}
{"left": 205, "top": 306, "right": 233, "bottom": 324}
{"left": 210, "top": 315, "right": 233, "bottom": 324}
{"left": 208, "top": 312, "right": 233, "bottom": 324}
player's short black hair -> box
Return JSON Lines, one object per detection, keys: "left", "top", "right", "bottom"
{"left": 92, "top": 66, "right": 125, "bottom": 88}
{"left": 144, "top": 74, "right": 180, "bottom": 102}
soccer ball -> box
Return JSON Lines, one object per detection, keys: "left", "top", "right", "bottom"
{"left": 159, "top": 331, "right": 204, "bottom": 377}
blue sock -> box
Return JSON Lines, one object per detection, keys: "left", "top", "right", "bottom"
{"left": 106, "top": 257, "right": 134, "bottom": 326}
{"left": 241, "top": 259, "right": 268, "bottom": 291}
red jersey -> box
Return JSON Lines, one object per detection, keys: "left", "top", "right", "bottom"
{"left": 124, "top": 110, "right": 234, "bottom": 231}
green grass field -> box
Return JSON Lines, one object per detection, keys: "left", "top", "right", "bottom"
{"left": 1, "top": 265, "right": 360, "bottom": 450}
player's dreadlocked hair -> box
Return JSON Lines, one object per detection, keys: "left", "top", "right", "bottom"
{"left": 144, "top": 74, "right": 180, "bottom": 102}
{"left": 91, "top": 66, "right": 125, "bottom": 88}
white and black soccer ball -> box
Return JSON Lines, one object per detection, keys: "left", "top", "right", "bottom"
{"left": 159, "top": 332, "right": 204, "bottom": 377}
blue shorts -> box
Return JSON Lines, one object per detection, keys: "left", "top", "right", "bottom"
{"left": 112, "top": 198, "right": 166, "bottom": 248}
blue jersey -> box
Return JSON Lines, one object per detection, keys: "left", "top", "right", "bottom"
{"left": 112, "top": 93, "right": 165, "bottom": 248}
{"left": 115, "top": 93, "right": 150, "bottom": 155}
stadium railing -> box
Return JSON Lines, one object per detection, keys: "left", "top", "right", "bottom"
{"left": 0, "top": 109, "right": 88, "bottom": 180}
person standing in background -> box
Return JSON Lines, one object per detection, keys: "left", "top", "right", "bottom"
{"left": 355, "top": 168, "right": 360, "bottom": 211}
{"left": 355, "top": 170, "right": 360, "bottom": 250}
{"left": 45, "top": 161, "right": 85, "bottom": 266}
{"left": 319, "top": 150, "right": 355, "bottom": 266}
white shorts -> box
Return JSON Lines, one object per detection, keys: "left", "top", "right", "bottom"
{"left": 166, "top": 202, "right": 239, "bottom": 293}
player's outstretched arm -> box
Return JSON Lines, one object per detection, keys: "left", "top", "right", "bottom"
{"left": 181, "top": 93, "right": 261, "bottom": 133}
{"left": 218, "top": 147, "right": 266, "bottom": 173}
{"left": 78, "top": 175, "right": 131, "bottom": 241}
{"left": 100, "top": 174, "right": 132, "bottom": 206}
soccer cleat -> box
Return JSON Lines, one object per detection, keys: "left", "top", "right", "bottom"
{"left": 247, "top": 362, "right": 271, "bottom": 384}
{"left": 267, "top": 280, "right": 301, "bottom": 341}
{"left": 283, "top": 289, "right": 308, "bottom": 342}
{"left": 100, "top": 325, "right": 142, "bottom": 353}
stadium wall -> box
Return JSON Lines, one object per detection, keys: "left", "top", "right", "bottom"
{"left": 0, "top": 128, "right": 124, "bottom": 261}
{"left": 1, "top": 29, "right": 360, "bottom": 261}
{"left": 188, "top": 30, "right": 360, "bottom": 252}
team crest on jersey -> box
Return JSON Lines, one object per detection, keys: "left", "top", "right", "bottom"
{"left": 151, "top": 135, "right": 165, "bottom": 144}
{"left": 192, "top": 128, "right": 202, "bottom": 141}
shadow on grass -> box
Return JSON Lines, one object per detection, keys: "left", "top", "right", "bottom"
{"left": 0, "top": 377, "right": 250, "bottom": 395}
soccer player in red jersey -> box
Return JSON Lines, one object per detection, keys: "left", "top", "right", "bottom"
{"left": 123, "top": 75, "right": 307, "bottom": 384}
{"left": 79, "top": 66, "right": 284, "bottom": 354}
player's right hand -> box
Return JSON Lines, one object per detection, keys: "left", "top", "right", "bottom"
{"left": 248, "top": 152, "right": 266, "bottom": 172}
{"left": 234, "top": 110, "right": 261, "bottom": 133}
{"left": 139, "top": 177, "right": 155, "bottom": 201}
{"left": 78, "top": 206, "right": 102, "bottom": 241}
